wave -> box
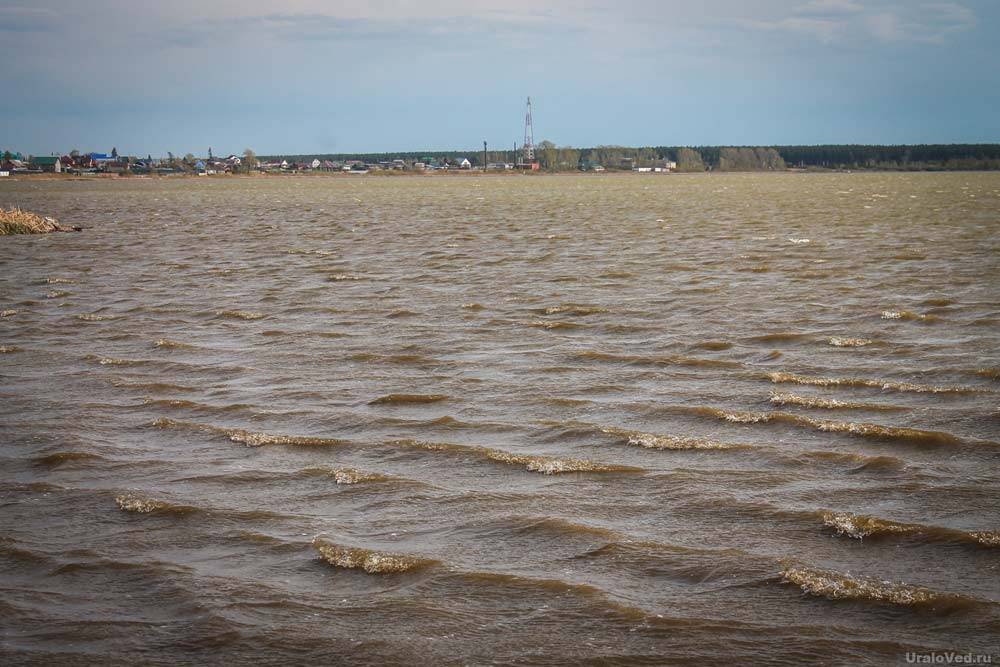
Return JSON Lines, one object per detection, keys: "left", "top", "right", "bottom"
{"left": 111, "top": 379, "right": 196, "bottom": 393}
{"left": 822, "top": 511, "right": 999, "bottom": 547}
{"left": 828, "top": 337, "right": 873, "bottom": 347}
{"left": 503, "top": 515, "right": 620, "bottom": 541}
{"left": 527, "top": 320, "right": 581, "bottom": 330}
{"left": 76, "top": 313, "right": 114, "bottom": 321}
{"left": 600, "top": 425, "right": 748, "bottom": 451}
{"left": 154, "top": 338, "right": 195, "bottom": 350}
{"left": 325, "top": 273, "right": 364, "bottom": 281}
{"left": 312, "top": 538, "right": 437, "bottom": 574}
{"left": 33, "top": 451, "right": 104, "bottom": 467}
{"left": 142, "top": 398, "right": 253, "bottom": 414}
{"left": 368, "top": 393, "right": 449, "bottom": 405}
{"left": 696, "top": 407, "right": 965, "bottom": 446}
{"left": 115, "top": 492, "right": 197, "bottom": 516}
{"left": 780, "top": 564, "right": 978, "bottom": 609}
{"left": 46, "top": 289, "right": 70, "bottom": 299}
{"left": 769, "top": 391, "right": 903, "bottom": 411}
{"left": 797, "top": 450, "right": 905, "bottom": 472}
{"left": 574, "top": 350, "right": 741, "bottom": 369}
{"left": 0, "top": 345, "right": 19, "bottom": 353}
{"left": 88, "top": 355, "right": 142, "bottom": 366}
{"left": 767, "top": 371, "right": 984, "bottom": 394}
{"left": 541, "top": 304, "right": 609, "bottom": 316}
{"left": 747, "top": 332, "right": 811, "bottom": 343}
{"left": 152, "top": 417, "right": 349, "bottom": 448}
{"left": 389, "top": 438, "right": 641, "bottom": 475}
{"left": 881, "top": 310, "right": 940, "bottom": 322}
{"left": 977, "top": 368, "right": 1000, "bottom": 381}
{"left": 216, "top": 310, "right": 265, "bottom": 320}
{"left": 45, "top": 277, "right": 76, "bottom": 284}
{"left": 301, "top": 466, "right": 390, "bottom": 485}
{"left": 691, "top": 341, "right": 733, "bottom": 351}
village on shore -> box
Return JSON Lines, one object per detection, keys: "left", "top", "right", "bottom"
{"left": 0, "top": 147, "right": 683, "bottom": 177}
{"left": 4, "top": 143, "right": 999, "bottom": 178}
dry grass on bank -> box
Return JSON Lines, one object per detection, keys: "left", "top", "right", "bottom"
{"left": 0, "top": 207, "right": 75, "bottom": 235}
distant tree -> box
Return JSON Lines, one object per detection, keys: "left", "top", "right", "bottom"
{"left": 242, "top": 148, "right": 258, "bottom": 173}
{"left": 208, "top": 147, "right": 213, "bottom": 160}
{"left": 3, "top": 150, "right": 11, "bottom": 161}
{"left": 676, "top": 147, "right": 705, "bottom": 172}
{"left": 183, "top": 153, "right": 195, "bottom": 165}
{"left": 537, "top": 140, "right": 557, "bottom": 170}
{"left": 70, "top": 149, "right": 80, "bottom": 158}
{"left": 111, "top": 147, "right": 118, "bottom": 159}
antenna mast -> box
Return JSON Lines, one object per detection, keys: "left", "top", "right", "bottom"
{"left": 522, "top": 97, "right": 535, "bottom": 163}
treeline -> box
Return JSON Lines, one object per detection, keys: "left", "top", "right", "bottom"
{"left": 261, "top": 144, "right": 1000, "bottom": 171}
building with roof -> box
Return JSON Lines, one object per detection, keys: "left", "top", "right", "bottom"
{"left": 31, "top": 156, "right": 62, "bottom": 173}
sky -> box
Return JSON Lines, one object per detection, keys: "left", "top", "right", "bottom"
{"left": 2, "top": 0, "right": 998, "bottom": 156}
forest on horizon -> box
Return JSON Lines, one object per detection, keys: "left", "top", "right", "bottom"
{"left": 261, "top": 143, "right": 1000, "bottom": 172}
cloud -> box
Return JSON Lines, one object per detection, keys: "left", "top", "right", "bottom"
{"left": 796, "top": 0, "right": 866, "bottom": 14}
{"left": 740, "top": 0, "right": 976, "bottom": 45}
{"left": 161, "top": 9, "right": 568, "bottom": 49}
{"left": 0, "top": 6, "right": 57, "bottom": 32}
{"left": 864, "top": 3, "right": 976, "bottom": 43}
{"left": 738, "top": 15, "right": 846, "bottom": 43}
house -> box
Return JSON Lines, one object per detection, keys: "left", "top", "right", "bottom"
{"left": 32, "top": 156, "right": 62, "bottom": 173}
{"left": 453, "top": 157, "right": 471, "bottom": 169}
{"left": 310, "top": 159, "right": 321, "bottom": 170}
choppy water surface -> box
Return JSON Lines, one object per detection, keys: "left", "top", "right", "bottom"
{"left": 2, "top": 172, "right": 999, "bottom": 665}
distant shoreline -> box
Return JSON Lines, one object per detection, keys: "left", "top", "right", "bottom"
{"left": 4, "top": 168, "right": 1000, "bottom": 182}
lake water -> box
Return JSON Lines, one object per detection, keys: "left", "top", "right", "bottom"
{"left": 1, "top": 172, "right": 998, "bottom": 665}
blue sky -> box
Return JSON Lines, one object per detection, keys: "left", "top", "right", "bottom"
{"left": 2, "top": 0, "right": 998, "bottom": 156}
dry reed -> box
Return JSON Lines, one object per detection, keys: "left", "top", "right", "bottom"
{"left": 0, "top": 208, "right": 76, "bottom": 235}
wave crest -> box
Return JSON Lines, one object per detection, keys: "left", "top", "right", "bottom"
{"left": 152, "top": 417, "right": 348, "bottom": 448}
{"left": 303, "top": 467, "right": 388, "bottom": 485}
{"left": 781, "top": 565, "right": 969, "bottom": 608}
{"left": 312, "top": 539, "right": 436, "bottom": 574}
{"left": 829, "top": 337, "right": 872, "bottom": 347}
{"left": 769, "top": 391, "right": 901, "bottom": 411}
{"left": 767, "top": 371, "right": 982, "bottom": 394}
{"left": 699, "top": 407, "right": 964, "bottom": 446}
{"left": 600, "top": 426, "right": 746, "bottom": 450}
{"left": 823, "top": 511, "right": 999, "bottom": 546}
{"left": 115, "top": 492, "right": 195, "bottom": 515}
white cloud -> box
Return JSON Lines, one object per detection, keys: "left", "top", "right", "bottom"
{"left": 740, "top": 0, "right": 976, "bottom": 45}
{"left": 796, "top": 0, "right": 866, "bottom": 14}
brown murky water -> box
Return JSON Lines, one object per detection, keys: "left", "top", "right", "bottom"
{"left": 2, "top": 172, "right": 999, "bottom": 665}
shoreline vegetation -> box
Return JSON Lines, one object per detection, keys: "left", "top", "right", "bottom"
{"left": 4, "top": 144, "right": 1000, "bottom": 178}
{"left": 257, "top": 144, "right": 1000, "bottom": 172}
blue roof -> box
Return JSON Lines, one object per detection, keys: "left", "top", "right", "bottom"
{"left": 89, "top": 153, "right": 111, "bottom": 159}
